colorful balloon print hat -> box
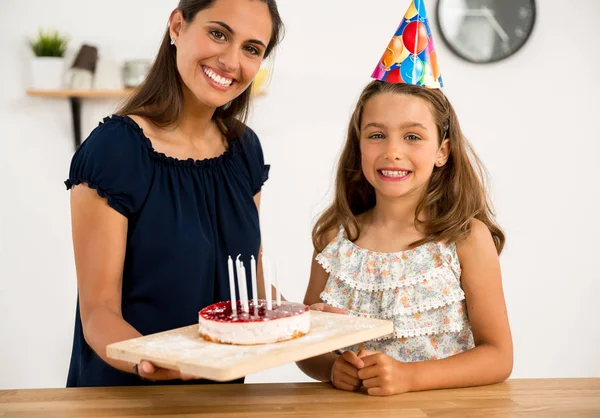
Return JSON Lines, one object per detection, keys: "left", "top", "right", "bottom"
{"left": 371, "top": 0, "right": 443, "bottom": 88}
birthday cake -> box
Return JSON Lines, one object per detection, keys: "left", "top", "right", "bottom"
{"left": 198, "top": 300, "right": 311, "bottom": 345}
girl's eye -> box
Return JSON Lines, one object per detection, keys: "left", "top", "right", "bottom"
{"left": 210, "top": 30, "right": 226, "bottom": 41}
{"left": 368, "top": 133, "right": 385, "bottom": 140}
{"left": 244, "top": 45, "right": 260, "bottom": 56}
{"left": 405, "top": 134, "right": 421, "bottom": 141}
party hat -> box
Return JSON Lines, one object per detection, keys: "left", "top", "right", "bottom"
{"left": 371, "top": 0, "right": 443, "bottom": 88}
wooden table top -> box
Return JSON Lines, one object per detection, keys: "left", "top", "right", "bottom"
{"left": 1, "top": 379, "right": 598, "bottom": 417}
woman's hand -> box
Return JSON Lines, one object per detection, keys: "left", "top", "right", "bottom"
{"left": 331, "top": 351, "right": 364, "bottom": 391}
{"left": 135, "top": 360, "right": 196, "bottom": 381}
{"left": 357, "top": 349, "right": 414, "bottom": 396}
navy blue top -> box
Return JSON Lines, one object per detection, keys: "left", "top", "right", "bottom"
{"left": 64, "top": 115, "right": 269, "bottom": 387}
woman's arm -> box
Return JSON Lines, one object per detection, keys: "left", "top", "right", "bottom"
{"left": 71, "top": 185, "right": 190, "bottom": 380}
{"left": 358, "top": 219, "right": 513, "bottom": 395}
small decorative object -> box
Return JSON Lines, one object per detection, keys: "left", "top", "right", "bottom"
{"left": 93, "top": 60, "right": 124, "bottom": 90}
{"left": 29, "top": 29, "right": 69, "bottom": 90}
{"left": 251, "top": 67, "right": 268, "bottom": 96}
{"left": 64, "top": 44, "right": 98, "bottom": 90}
{"left": 436, "top": 0, "right": 536, "bottom": 64}
{"left": 122, "top": 59, "right": 151, "bottom": 88}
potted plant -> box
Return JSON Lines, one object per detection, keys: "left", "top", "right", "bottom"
{"left": 29, "top": 29, "right": 69, "bottom": 90}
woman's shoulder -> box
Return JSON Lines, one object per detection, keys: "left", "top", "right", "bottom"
{"left": 235, "top": 123, "right": 262, "bottom": 150}
{"left": 81, "top": 114, "right": 152, "bottom": 156}
{"left": 66, "top": 114, "right": 155, "bottom": 217}
{"left": 233, "top": 123, "right": 269, "bottom": 195}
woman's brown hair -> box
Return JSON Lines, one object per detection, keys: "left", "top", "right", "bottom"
{"left": 117, "top": 0, "right": 283, "bottom": 139}
{"left": 312, "top": 80, "right": 505, "bottom": 254}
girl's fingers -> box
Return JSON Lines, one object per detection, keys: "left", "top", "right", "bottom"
{"left": 333, "top": 379, "right": 361, "bottom": 391}
{"left": 310, "top": 303, "right": 348, "bottom": 314}
{"left": 340, "top": 350, "right": 364, "bottom": 369}
{"left": 361, "top": 376, "right": 382, "bottom": 389}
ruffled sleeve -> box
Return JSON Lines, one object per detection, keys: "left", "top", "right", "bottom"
{"left": 239, "top": 126, "right": 270, "bottom": 195}
{"left": 64, "top": 116, "right": 154, "bottom": 218}
{"left": 317, "top": 229, "right": 469, "bottom": 339}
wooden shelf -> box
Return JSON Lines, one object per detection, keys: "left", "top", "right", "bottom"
{"left": 27, "top": 89, "right": 136, "bottom": 150}
{"left": 26, "top": 89, "right": 135, "bottom": 99}
{"left": 27, "top": 87, "right": 267, "bottom": 150}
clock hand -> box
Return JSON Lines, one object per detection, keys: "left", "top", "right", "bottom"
{"left": 444, "top": 8, "right": 487, "bottom": 17}
{"left": 481, "top": 7, "right": 509, "bottom": 43}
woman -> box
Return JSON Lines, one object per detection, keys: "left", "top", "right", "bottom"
{"left": 65, "top": 0, "right": 283, "bottom": 387}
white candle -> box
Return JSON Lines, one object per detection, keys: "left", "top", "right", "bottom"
{"left": 240, "top": 262, "right": 250, "bottom": 313}
{"left": 227, "top": 256, "right": 237, "bottom": 316}
{"left": 236, "top": 254, "right": 241, "bottom": 272}
{"left": 235, "top": 255, "right": 245, "bottom": 313}
{"left": 250, "top": 255, "right": 258, "bottom": 310}
{"left": 274, "top": 261, "right": 281, "bottom": 307}
{"left": 263, "top": 255, "right": 272, "bottom": 310}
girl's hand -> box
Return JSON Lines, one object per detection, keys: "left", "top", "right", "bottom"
{"left": 357, "top": 350, "right": 413, "bottom": 396}
{"left": 135, "top": 360, "right": 196, "bottom": 381}
{"left": 310, "top": 303, "right": 348, "bottom": 315}
{"left": 330, "top": 351, "right": 364, "bottom": 391}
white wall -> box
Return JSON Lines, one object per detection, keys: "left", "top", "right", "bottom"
{"left": 1, "top": 0, "right": 599, "bottom": 389}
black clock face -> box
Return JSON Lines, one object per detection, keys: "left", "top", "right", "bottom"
{"left": 436, "top": 0, "right": 536, "bottom": 63}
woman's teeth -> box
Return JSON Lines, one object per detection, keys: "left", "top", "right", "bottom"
{"left": 380, "top": 170, "right": 410, "bottom": 178}
{"left": 203, "top": 67, "right": 233, "bottom": 87}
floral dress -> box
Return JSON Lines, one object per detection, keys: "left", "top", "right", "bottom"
{"left": 318, "top": 227, "right": 475, "bottom": 362}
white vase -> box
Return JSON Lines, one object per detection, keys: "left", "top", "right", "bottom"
{"left": 29, "top": 57, "right": 65, "bottom": 90}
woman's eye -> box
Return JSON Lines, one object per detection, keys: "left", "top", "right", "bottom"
{"left": 244, "top": 45, "right": 260, "bottom": 56}
{"left": 405, "top": 134, "right": 421, "bottom": 141}
{"left": 210, "top": 30, "right": 226, "bottom": 41}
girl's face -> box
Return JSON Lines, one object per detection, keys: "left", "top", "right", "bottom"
{"left": 169, "top": 0, "right": 272, "bottom": 109}
{"left": 359, "top": 92, "right": 450, "bottom": 201}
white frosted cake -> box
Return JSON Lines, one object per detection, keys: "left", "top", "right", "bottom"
{"left": 198, "top": 300, "right": 310, "bottom": 345}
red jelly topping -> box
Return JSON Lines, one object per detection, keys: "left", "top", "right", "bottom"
{"left": 199, "top": 300, "right": 309, "bottom": 323}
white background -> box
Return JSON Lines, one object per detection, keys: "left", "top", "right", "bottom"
{"left": 1, "top": 0, "right": 599, "bottom": 389}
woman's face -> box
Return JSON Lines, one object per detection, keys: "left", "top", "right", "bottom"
{"left": 169, "top": 0, "right": 273, "bottom": 109}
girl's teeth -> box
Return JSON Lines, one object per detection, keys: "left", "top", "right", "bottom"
{"left": 381, "top": 170, "right": 409, "bottom": 178}
{"left": 203, "top": 67, "right": 233, "bottom": 87}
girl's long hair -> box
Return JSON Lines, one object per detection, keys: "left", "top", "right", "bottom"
{"left": 312, "top": 81, "right": 505, "bottom": 254}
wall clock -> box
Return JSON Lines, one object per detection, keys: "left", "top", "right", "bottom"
{"left": 436, "top": 0, "right": 536, "bottom": 63}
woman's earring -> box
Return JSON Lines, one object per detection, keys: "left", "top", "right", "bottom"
{"left": 437, "top": 160, "right": 444, "bottom": 166}
{"left": 170, "top": 39, "right": 176, "bottom": 46}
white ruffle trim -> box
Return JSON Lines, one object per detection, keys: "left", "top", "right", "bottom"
{"left": 317, "top": 228, "right": 469, "bottom": 339}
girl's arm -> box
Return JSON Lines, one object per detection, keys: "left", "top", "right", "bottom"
{"left": 295, "top": 251, "right": 339, "bottom": 381}
{"left": 358, "top": 219, "right": 513, "bottom": 395}
{"left": 295, "top": 234, "right": 362, "bottom": 388}
{"left": 71, "top": 185, "right": 192, "bottom": 380}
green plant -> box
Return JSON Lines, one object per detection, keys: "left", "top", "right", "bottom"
{"left": 30, "top": 29, "right": 69, "bottom": 57}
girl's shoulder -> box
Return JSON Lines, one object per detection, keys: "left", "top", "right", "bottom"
{"left": 456, "top": 219, "right": 495, "bottom": 259}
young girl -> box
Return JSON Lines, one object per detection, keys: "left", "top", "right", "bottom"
{"left": 297, "top": 80, "right": 513, "bottom": 396}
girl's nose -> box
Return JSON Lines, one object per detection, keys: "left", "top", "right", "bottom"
{"left": 384, "top": 139, "right": 404, "bottom": 161}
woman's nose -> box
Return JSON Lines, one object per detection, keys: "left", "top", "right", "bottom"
{"left": 217, "top": 46, "right": 240, "bottom": 73}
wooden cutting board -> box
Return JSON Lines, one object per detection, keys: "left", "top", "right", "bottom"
{"left": 107, "top": 311, "right": 393, "bottom": 382}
